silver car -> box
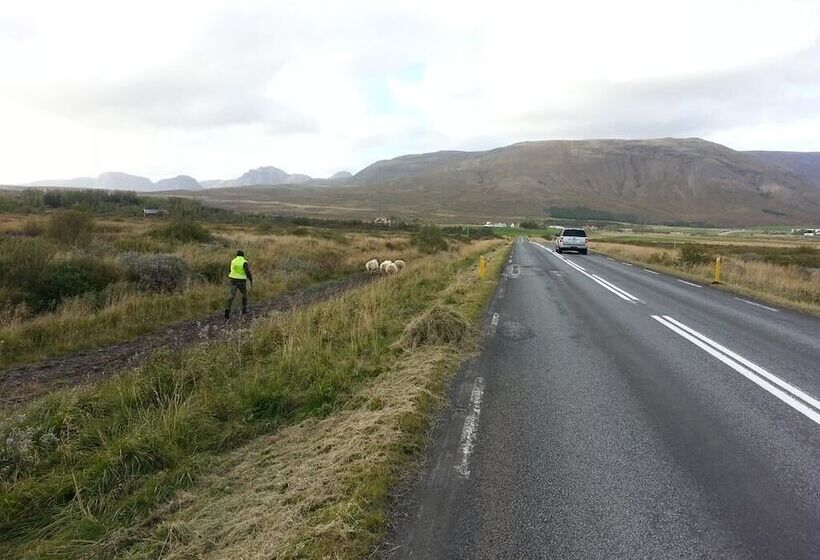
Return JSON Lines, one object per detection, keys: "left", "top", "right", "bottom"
{"left": 555, "top": 228, "right": 588, "bottom": 254}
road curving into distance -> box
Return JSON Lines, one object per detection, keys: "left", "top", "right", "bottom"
{"left": 383, "top": 237, "right": 819, "bottom": 560}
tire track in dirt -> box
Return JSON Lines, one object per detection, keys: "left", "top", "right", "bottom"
{"left": 0, "top": 274, "right": 376, "bottom": 410}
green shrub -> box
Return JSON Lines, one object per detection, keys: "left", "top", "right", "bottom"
{"left": 678, "top": 244, "right": 711, "bottom": 266}
{"left": 648, "top": 251, "right": 674, "bottom": 266}
{"left": 122, "top": 253, "right": 189, "bottom": 292}
{"left": 44, "top": 210, "right": 95, "bottom": 247}
{"left": 151, "top": 220, "right": 213, "bottom": 243}
{"left": 412, "top": 225, "right": 448, "bottom": 254}
{"left": 191, "top": 260, "right": 227, "bottom": 284}
{"left": 32, "top": 258, "right": 123, "bottom": 310}
{"left": 0, "top": 237, "right": 57, "bottom": 288}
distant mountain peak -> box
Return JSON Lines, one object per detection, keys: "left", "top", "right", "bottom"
{"left": 155, "top": 175, "right": 202, "bottom": 190}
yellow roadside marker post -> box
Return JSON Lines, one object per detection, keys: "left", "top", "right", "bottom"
{"left": 712, "top": 256, "right": 722, "bottom": 284}
{"left": 479, "top": 255, "right": 487, "bottom": 279}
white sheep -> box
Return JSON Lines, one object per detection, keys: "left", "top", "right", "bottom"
{"left": 393, "top": 259, "right": 406, "bottom": 270}
{"left": 379, "top": 260, "right": 393, "bottom": 273}
{"left": 365, "top": 258, "right": 379, "bottom": 274}
{"left": 385, "top": 262, "right": 399, "bottom": 274}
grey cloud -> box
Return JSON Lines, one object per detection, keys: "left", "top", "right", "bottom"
{"left": 513, "top": 42, "right": 820, "bottom": 141}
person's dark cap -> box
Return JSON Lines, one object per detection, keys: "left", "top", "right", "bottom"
{"left": 237, "top": 250, "right": 245, "bottom": 257}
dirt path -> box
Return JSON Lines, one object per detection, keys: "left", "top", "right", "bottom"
{"left": 0, "top": 275, "right": 375, "bottom": 411}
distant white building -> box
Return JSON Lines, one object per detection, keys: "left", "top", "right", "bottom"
{"left": 484, "top": 221, "right": 509, "bottom": 228}
{"left": 373, "top": 216, "right": 392, "bottom": 225}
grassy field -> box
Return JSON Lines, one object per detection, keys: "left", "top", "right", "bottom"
{"left": 591, "top": 234, "right": 820, "bottom": 314}
{"left": 0, "top": 235, "right": 508, "bottom": 559}
{"left": 0, "top": 211, "right": 423, "bottom": 368}
{"left": 493, "top": 226, "right": 557, "bottom": 239}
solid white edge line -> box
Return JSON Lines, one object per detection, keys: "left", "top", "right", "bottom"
{"left": 652, "top": 316, "right": 820, "bottom": 425}
{"left": 455, "top": 377, "right": 485, "bottom": 477}
{"left": 677, "top": 279, "right": 702, "bottom": 288}
{"left": 488, "top": 312, "right": 500, "bottom": 336}
{"left": 662, "top": 315, "right": 820, "bottom": 412}
{"left": 590, "top": 273, "right": 640, "bottom": 301}
{"left": 734, "top": 297, "right": 779, "bottom": 312}
{"left": 643, "top": 268, "right": 660, "bottom": 275}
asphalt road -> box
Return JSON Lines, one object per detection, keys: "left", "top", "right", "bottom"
{"left": 383, "top": 237, "right": 820, "bottom": 560}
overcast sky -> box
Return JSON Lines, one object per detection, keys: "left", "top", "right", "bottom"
{"left": 1, "top": 0, "right": 819, "bottom": 184}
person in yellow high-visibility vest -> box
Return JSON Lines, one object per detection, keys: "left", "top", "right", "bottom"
{"left": 224, "top": 250, "right": 253, "bottom": 319}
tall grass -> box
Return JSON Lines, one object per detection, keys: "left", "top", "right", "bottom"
{"left": 0, "top": 240, "right": 501, "bottom": 559}
{"left": 593, "top": 241, "right": 820, "bottom": 313}
{"left": 0, "top": 230, "right": 420, "bottom": 368}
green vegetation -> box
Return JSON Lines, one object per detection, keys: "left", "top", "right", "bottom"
{"left": 412, "top": 224, "right": 448, "bottom": 253}
{"left": 44, "top": 210, "right": 95, "bottom": 247}
{"left": 121, "top": 253, "right": 189, "bottom": 293}
{"left": 150, "top": 219, "right": 214, "bottom": 243}
{"left": 0, "top": 239, "right": 506, "bottom": 559}
{"left": 677, "top": 244, "right": 711, "bottom": 265}
{"left": 0, "top": 208, "right": 424, "bottom": 368}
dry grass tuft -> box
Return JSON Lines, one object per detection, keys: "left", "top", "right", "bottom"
{"left": 393, "top": 304, "right": 470, "bottom": 351}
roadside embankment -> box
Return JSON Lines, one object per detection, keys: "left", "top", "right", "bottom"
{"left": 0, "top": 239, "right": 508, "bottom": 560}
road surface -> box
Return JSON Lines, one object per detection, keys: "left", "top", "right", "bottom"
{"left": 383, "top": 237, "right": 820, "bottom": 559}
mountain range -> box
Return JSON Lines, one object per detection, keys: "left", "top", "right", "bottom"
{"left": 175, "top": 138, "right": 819, "bottom": 226}
{"left": 22, "top": 138, "right": 820, "bottom": 226}
{"left": 26, "top": 166, "right": 351, "bottom": 191}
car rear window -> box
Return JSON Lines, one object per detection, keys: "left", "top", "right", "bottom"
{"left": 562, "top": 229, "right": 587, "bottom": 237}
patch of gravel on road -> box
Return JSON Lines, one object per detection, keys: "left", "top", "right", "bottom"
{"left": 0, "top": 274, "right": 375, "bottom": 410}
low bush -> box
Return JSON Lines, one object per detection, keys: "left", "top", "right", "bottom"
{"left": 0, "top": 237, "right": 57, "bottom": 288}
{"left": 678, "top": 244, "right": 711, "bottom": 266}
{"left": 412, "top": 225, "right": 448, "bottom": 254}
{"left": 648, "top": 251, "right": 675, "bottom": 266}
{"left": 191, "top": 259, "right": 227, "bottom": 284}
{"left": 122, "top": 253, "right": 189, "bottom": 292}
{"left": 32, "top": 258, "right": 124, "bottom": 311}
{"left": 151, "top": 220, "right": 213, "bottom": 243}
{"left": 44, "top": 210, "right": 94, "bottom": 247}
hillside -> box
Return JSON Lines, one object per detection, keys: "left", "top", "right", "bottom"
{"left": 745, "top": 151, "right": 820, "bottom": 188}
{"left": 185, "top": 138, "right": 820, "bottom": 226}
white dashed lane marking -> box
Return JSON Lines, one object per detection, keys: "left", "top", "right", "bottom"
{"left": 735, "top": 297, "right": 779, "bottom": 312}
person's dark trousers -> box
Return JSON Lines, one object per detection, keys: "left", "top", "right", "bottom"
{"left": 224, "top": 279, "right": 248, "bottom": 318}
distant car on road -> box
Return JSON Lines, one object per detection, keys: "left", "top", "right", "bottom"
{"left": 555, "top": 228, "right": 588, "bottom": 254}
